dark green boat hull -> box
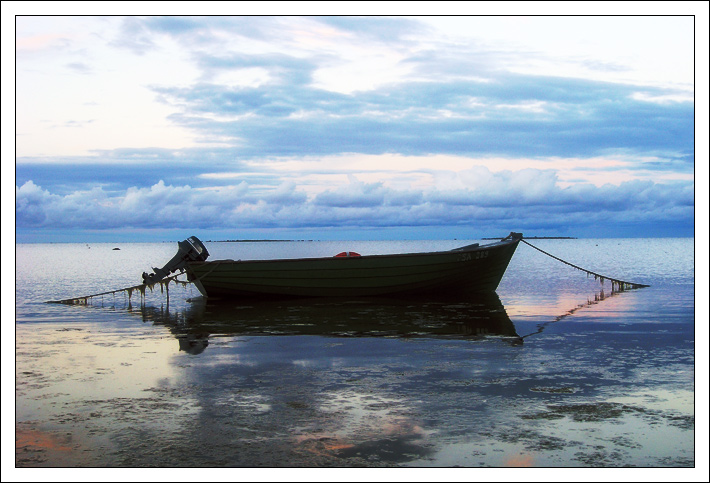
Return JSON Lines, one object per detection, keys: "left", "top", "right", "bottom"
{"left": 187, "top": 238, "right": 520, "bottom": 299}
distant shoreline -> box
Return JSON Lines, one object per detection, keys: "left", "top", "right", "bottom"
{"left": 481, "top": 236, "right": 577, "bottom": 240}
{"left": 207, "top": 239, "right": 310, "bottom": 243}
{"left": 210, "top": 236, "right": 578, "bottom": 242}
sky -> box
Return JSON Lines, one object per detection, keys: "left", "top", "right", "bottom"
{"left": 8, "top": 6, "right": 708, "bottom": 242}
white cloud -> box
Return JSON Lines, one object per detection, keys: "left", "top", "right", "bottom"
{"left": 16, "top": 168, "right": 694, "bottom": 237}
{"left": 415, "top": 16, "right": 694, "bottom": 90}
{"left": 630, "top": 91, "right": 695, "bottom": 104}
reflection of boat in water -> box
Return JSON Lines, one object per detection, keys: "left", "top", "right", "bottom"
{"left": 134, "top": 291, "right": 521, "bottom": 354}
{"left": 142, "top": 234, "right": 522, "bottom": 299}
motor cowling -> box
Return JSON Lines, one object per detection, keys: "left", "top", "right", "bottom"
{"left": 142, "top": 236, "right": 210, "bottom": 284}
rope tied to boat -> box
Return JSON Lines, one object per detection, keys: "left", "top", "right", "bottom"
{"left": 520, "top": 238, "right": 650, "bottom": 291}
{"left": 46, "top": 271, "right": 192, "bottom": 305}
{"left": 46, "top": 258, "right": 227, "bottom": 306}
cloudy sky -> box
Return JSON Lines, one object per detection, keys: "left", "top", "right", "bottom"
{"left": 10, "top": 9, "right": 705, "bottom": 242}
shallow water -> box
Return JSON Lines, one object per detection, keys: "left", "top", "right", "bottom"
{"left": 14, "top": 238, "right": 695, "bottom": 467}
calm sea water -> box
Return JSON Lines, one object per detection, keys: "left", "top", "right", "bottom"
{"left": 14, "top": 238, "right": 695, "bottom": 468}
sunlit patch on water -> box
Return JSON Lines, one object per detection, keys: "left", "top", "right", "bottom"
{"left": 530, "top": 386, "right": 579, "bottom": 394}
{"left": 293, "top": 390, "right": 434, "bottom": 465}
{"left": 215, "top": 393, "right": 272, "bottom": 414}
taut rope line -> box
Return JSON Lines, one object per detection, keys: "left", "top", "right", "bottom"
{"left": 46, "top": 259, "right": 225, "bottom": 306}
{"left": 46, "top": 271, "right": 191, "bottom": 305}
{"left": 520, "top": 238, "right": 650, "bottom": 290}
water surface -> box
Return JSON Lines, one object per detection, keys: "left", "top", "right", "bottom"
{"left": 15, "top": 238, "right": 695, "bottom": 467}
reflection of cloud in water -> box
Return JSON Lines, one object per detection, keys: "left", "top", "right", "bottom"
{"left": 504, "top": 453, "right": 535, "bottom": 467}
{"left": 295, "top": 390, "right": 434, "bottom": 464}
{"left": 506, "top": 285, "right": 633, "bottom": 319}
{"left": 607, "top": 389, "right": 694, "bottom": 415}
{"left": 16, "top": 427, "right": 71, "bottom": 452}
{"left": 509, "top": 285, "right": 637, "bottom": 339}
{"left": 213, "top": 393, "right": 272, "bottom": 414}
{"left": 15, "top": 423, "right": 78, "bottom": 467}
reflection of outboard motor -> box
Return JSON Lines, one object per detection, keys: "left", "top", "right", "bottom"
{"left": 142, "top": 236, "right": 210, "bottom": 284}
{"left": 178, "top": 335, "right": 209, "bottom": 355}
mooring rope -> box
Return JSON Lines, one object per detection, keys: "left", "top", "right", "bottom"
{"left": 46, "top": 259, "right": 226, "bottom": 306}
{"left": 46, "top": 271, "right": 191, "bottom": 305}
{"left": 520, "top": 238, "right": 650, "bottom": 290}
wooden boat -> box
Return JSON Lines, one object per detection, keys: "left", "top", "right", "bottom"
{"left": 141, "top": 233, "right": 523, "bottom": 300}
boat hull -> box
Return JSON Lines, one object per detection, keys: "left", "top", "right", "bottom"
{"left": 186, "top": 238, "right": 519, "bottom": 299}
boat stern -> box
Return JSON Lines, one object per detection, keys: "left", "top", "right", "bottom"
{"left": 142, "top": 236, "right": 210, "bottom": 284}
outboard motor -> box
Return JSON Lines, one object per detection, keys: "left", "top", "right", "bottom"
{"left": 142, "top": 236, "right": 210, "bottom": 284}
